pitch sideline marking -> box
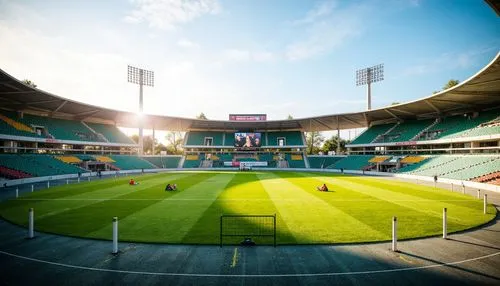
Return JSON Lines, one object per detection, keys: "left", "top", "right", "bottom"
{"left": 0, "top": 249, "right": 498, "bottom": 277}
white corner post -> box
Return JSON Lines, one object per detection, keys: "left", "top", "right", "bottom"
{"left": 451, "top": 183, "right": 453, "bottom": 192}
{"left": 28, "top": 208, "right": 34, "bottom": 239}
{"left": 47, "top": 180, "right": 50, "bottom": 188}
{"left": 392, "top": 216, "right": 398, "bottom": 252}
{"left": 31, "top": 185, "right": 34, "bottom": 193}
{"left": 112, "top": 217, "right": 119, "bottom": 254}
{"left": 477, "top": 189, "right": 480, "bottom": 199}
{"left": 88, "top": 177, "right": 91, "bottom": 182}
{"left": 443, "top": 208, "right": 447, "bottom": 239}
{"left": 16, "top": 188, "right": 19, "bottom": 198}
{"left": 66, "top": 179, "right": 69, "bottom": 185}
{"left": 484, "top": 194, "right": 488, "bottom": 214}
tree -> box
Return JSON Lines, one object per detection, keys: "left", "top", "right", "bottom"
{"left": 166, "top": 131, "right": 184, "bottom": 154}
{"left": 22, "top": 79, "right": 37, "bottom": 88}
{"left": 305, "top": 131, "right": 324, "bottom": 155}
{"left": 443, "top": 79, "right": 459, "bottom": 90}
{"left": 129, "top": 135, "right": 157, "bottom": 154}
{"left": 142, "top": 136, "right": 156, "bottom": 154}
{"left": 286, "top": 114, "right": 294, "bottom": 120}
{"left": 391, "top": 102, "right": 400, "bottom": 105}
{"left": 321, "top": 135, "right": 348, "bottom": 155}
{"left": 130, "top": 134, "right": 139, "bottom": 144}
{"left": 196, "top": 112, "right": 208, "bottom": 120}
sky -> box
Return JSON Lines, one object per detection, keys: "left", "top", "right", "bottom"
{"left": 0, "top": 0, "right": 499, "bottom": 140}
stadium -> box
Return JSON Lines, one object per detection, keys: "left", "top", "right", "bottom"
{"left": 0, "top": 1, "right": 499, "bottom": 285}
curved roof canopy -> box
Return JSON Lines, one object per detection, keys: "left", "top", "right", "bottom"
{"left": 1, "top": 52, "right": 499, "bottom": 132}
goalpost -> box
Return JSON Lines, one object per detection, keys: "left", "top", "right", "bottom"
{"left": 220, "top": 214, "right": 276, "bottom": 247}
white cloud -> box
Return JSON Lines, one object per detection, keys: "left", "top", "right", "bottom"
{"left": 224, "top": 49, "right": 251, "bottom": 62}
{"left": 223, "top": 49, "right": 276, "bottom": 63}
{"left": 177, "top": 38, "right": 199, "bottom": 48}
{"left": 285, "top": 1, "right": 366, "bottom": 61}
{"left": 253, "top": 51, "right": 276, "bottom": 62}
{"left": 401, "top": 48, "right": 494, "bottom": 76}
{"left": 124, "top": 0, "right": 221, "bottom": 30}
{"left": 291, "top": 1, "right": 337, "bottom": 25}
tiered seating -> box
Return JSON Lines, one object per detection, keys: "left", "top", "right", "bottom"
{"left": 419, "top": 110, "right": 499, "bottom": 141}
{"left": 398, "top": 155, "right": 500, "bottom": 181}
{"left": 473, "top": 171, "right": 500, "bottom": 184}
{"left": 75, "top": 154, "right": 96, "bottom": 161}
{"left": 219, "top": 154, "right": 233, "bottom": 161}
{"left": 259, "top": 153, "right": 273, "bottom": 162}
{"left": 286, "top": 154, "right": 306, "bottom": 168}
{"left": 0, "top": 113, "right": 42, "bottom": 138}
{"left": 183, "top": 154, "right": 201, "bottom": 168}
{"left": 55, "top": 156, "right": 82, "bottom": 163}
{"left": 328, "top": 155, "right": 373, "bottom": 170}
{"left": 441, "top": 157, "right": 499, "bottom": 180}
{"left": 351, "top": 123, "right": 395, "bottom": 144}
{"left": 376, "top": 119, "right": 434, "bottom": 143}
{"left": 18, "top": 113, "right": 102, "bottom": 142}
{"left": 108, "top": 155, "right": 156, "bottom": 170}
{"left": 95, "top": 156, "right": 115, "bottom": 163}
{"left": 369, "top": 156, "right": 390, "bottom": 163}
{"left": 0, "top": 114, "right": 37, "bottom": 133}
{"left": 141, "top": 156, "right": 181, "bottom": 168}
{"left": 307, "top": 156, "right": 343, "bottom": 168}
{"left": 397, "top": 156, "right": 457, "bottom": 174}
{"left": 235, "top": 157, "right": 257, "bottom": 162}
{"left": 266, "top": 131, "right": 304, "bottom": 146}
{"left": 0, "top": 154, "right": 86, "bottom": 177}
{"left": 0, "top": 165, "right": 32, "bottom": 179}
{"left": 185, "top": 131, "right": 224, "bottom": 146}
{"left": 86, "top": 122, "right": 135, "bottom": 144}
{"left": 400, "top": 156, "right": 426, "bottom": 164}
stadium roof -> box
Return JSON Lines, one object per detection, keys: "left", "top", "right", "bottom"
{"left": 1, "top": 52, "right": 499, "bottom": 132}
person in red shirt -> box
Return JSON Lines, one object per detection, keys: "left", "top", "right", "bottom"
{"left": 317, "top": 184, "right": 329, "bottom": 192}
{"left": 129, "top": 179, "right": 136, "bottom": 185}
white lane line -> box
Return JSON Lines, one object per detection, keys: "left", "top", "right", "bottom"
{"left": 0, "top": 249, "right": 498, "bottom": 277}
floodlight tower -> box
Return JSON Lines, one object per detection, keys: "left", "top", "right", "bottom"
{"left": 127, "top": 65, "right": 154, "bottom": 155}
{"left": 356, "top": 64, "right": 384, "bottom": 110}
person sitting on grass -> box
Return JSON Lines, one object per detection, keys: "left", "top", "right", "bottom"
{"left": 165, "top": 183, "right": 177, "bottom": 191}
{"left": 316, "top": 183, "right": 329, "bottom": 192}
{"left": 129, "top": 179, "right": 139, "bottom": 186}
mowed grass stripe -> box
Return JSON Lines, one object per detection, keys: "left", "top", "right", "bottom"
{"left": 26, "top": 172, "right": 169, "bottom": 200}
{"left": 280, "top": 172, "right": 449, "bottom": 239}
{"left": 0, "top": 173, "right": 190, "bottom": 226}
{"left": 30, "top": 172, "right": 217, "bottom": 238}
{"left": 319, "top": 175, "right": 495, "bottom": 233}
{"left": 182, "top": 172, "right": 296, "bottom": 245}
{"left": 90, "top": 173, "right": 236, "bottom": 243}
{"left": 258, "top": 172, "right": 387, "bottom": 243}
{"left": 351, "top": 176, "right": 485, "bottom": 211}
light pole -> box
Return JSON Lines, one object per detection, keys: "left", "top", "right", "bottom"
{"left": 127, "top": 65, "right": 154, "bottom": 155}
{"left": 356, "top": 64, "right": 384, "bottom": 110}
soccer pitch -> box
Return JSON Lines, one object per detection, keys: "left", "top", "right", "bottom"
{"left": 0, "top": 171, "right": 495, "bottom": 245}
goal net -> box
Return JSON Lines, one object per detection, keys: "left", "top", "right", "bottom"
{"left": 220, "top": 214, "right": 276, "bottom": 247}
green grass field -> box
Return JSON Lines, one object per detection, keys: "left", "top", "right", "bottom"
{"left": 0, "top": 171, "right": 495, "bottom": 245}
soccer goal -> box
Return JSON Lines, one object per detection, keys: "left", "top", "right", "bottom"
{"left": 220, "top": 214, "right": 276, "bottom": 247}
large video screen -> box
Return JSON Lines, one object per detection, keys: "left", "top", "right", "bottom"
{"left": 234, "top": 132, "right": 262, "bottom": 148}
